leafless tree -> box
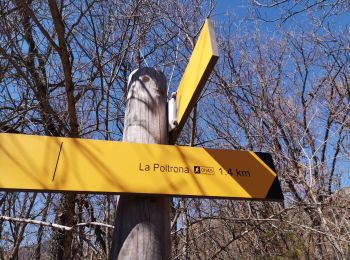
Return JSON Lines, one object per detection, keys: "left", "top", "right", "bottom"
{"left": 252, "top": 0, "right": 350, "bottom": 22}
{"left": 0, "top": 0, "right": 349, "bottom": 259}
{"left": 174, "top": 12, "right": 350, "bottom": 258}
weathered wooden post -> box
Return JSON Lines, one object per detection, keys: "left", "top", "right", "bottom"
{"left": 110, "top": 68, "right": 171, "bottom": 259}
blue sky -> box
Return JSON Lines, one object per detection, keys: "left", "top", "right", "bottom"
{"left": 214, "top": 0, "right": 350, "bottom": 34}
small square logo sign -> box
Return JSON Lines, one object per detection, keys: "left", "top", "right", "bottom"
{"left": 194, "top": 166, "right": 201, "bottom": 174}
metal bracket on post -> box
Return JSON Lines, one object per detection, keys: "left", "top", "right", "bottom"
{"left": 168, "top": 92, "right": 178, "bottom": 131}
{"left": 127, "top": 69, "right": 139, "bottom": 87}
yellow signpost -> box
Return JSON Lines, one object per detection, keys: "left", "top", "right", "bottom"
{"left": 170, "top": 19, "right": 219, "bottom": 142}
{"left": 0, "top": 133, "right": 283, "bottom": 200}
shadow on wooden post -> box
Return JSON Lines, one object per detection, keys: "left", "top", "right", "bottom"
{"left": 110, "top": 68, "right": 171, "bottom": 260}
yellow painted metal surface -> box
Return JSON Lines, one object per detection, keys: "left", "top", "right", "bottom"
{"left": 0, "top": 134, "right": 282, "bottom": 200}
{"left": 171, "top": 19, "right": 219, "bottom": 142}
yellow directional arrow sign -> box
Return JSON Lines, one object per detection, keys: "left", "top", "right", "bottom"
{"left": 0, "top": 134, "right": 283, "bottom": 200}
{"left": 170, "top": 19, "right": 219, "bottom": 143}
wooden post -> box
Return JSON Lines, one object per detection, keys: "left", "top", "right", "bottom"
{"left": 110, "top": 68, "right": 171, "bottom": 259}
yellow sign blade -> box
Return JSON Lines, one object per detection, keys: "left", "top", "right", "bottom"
{"left": 170, "top": 19, "right": 219, "bottom": 143}
{"left": 0, "top": 134, "right": 283, "bottom": 201}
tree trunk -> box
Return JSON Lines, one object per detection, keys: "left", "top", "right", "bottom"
{"left": 110, "top": 68, "right": 171, "bottom": 259}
